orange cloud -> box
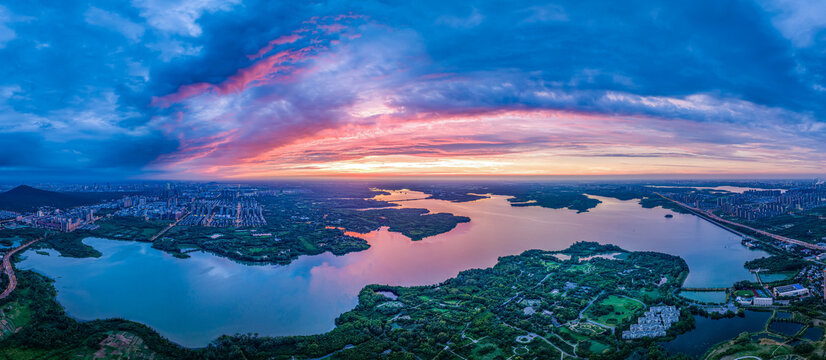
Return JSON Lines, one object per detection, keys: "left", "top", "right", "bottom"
{"left": 149, "top": 108, "right": 824, "bottom": 179}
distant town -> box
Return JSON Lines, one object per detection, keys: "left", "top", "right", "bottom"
{"left": 0, "top": 183, "right": 269, "bottom": 233}
{"left": 662, "top": 184, "right": 825, "bottom": 222}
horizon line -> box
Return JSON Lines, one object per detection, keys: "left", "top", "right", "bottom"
{"left": 3, "top": 173, "right": 825, "bottom": 185}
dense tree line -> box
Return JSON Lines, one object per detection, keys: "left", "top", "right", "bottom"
{"left": 744, "top": 255, "right": 806, "bottom": 272}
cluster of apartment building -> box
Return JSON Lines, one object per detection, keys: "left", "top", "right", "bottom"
{"left": 19, "top": 207, "right": 96, "bottom": 232}
{"left": 116, "top": 195, "right": 187, "bottom": 221}
{"left": 2, "top": 182, "right": 274, "bottom": 233}
{"left": 667, "top": 185, "right": 826, "bottom": 221}
{"left": 178, "top": 198, "right": 266, "bottom": 227}
{"left": 0, "top": 210, "right": 18, "bottom": 220}
{"left": 622, "top": 306, "right": 679, "bottom": 340}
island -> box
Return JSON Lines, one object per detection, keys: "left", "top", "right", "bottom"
{"left": 0, "top": 242, "right": 698, "bottom": 359}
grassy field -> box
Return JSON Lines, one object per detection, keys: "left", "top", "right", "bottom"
{"left": 469, "top": 338, "right": 505, "bottom": 360}
{"left": 584, "top": 295, "right": 644, "bottom": 326}
{"left": 588, "top": 340, "right": 611, "bottom": 355}
{"left": 734, "top": 290, "right": 755, "bottom": 298}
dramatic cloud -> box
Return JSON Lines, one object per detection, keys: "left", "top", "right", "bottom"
{"left": 0, "top": 0, "right": 824, "bottom": 180}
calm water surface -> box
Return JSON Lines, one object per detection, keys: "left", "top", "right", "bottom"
{"left": 19, "top": 190, "right": 768, "bottom": 346}
{"left": 769, "top": 321, "right": 804, "bottom": 336}
{"left": 665, "top": 311, "right": 772, "bottom": 358}
{"left": 679, "top": 291, "right": 727, "bottom": 304}
{"left": 802, "top": 327, "right": 823, "bottom": 341}
{"left": 758, "top": 272, "right": 796, "bottom": 282}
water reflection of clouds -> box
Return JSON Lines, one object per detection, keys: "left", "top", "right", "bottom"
{"left": 17, "top": 189, "right": 771, "bottom": 346}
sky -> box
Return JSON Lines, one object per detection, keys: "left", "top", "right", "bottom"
{"left": 1, "top": 0, "right": 825, "bottom": 180}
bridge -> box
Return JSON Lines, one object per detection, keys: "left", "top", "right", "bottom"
{"left": 656, "top": 193, "right": 826, "bottom": 252}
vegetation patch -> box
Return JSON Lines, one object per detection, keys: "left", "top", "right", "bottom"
{"left": 584, "top": 295, "right": 645, "bottom": 327}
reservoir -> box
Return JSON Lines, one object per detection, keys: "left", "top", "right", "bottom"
{"left": 18, "top": 190, "right": 768, "bottom": 347}
{"left": 664, "top": 311, "right": 772, "bottom": 358}
{"left": 678, "top": 290, "right": 727, "bottom": 304}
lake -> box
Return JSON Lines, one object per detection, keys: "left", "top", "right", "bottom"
{"left": 19, "top": 190, "right": 768, "bottom": 347}
{"left": 758, "top": 271, "right": 796, "bottom": 282}
{"left": 679, "top": 290, "right": 727, "bottom": 304}
{"left": 769, "top": 321, "right": 804, "bottom": 336}
{"left": 665, "top": 311, "right": 772, "bottom": 358}
{"left": 802, "top": 327, "right": 823, "bottom": 341}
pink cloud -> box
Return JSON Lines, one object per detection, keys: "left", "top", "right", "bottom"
{"left": 318, "top": 23, "right": 346, "bottom": 34}
{"left": 144, "top": 15, "right": 823, "bottom": 179}
{"left": 152, "top": 15, "right": 367, "bottom": 108}
{"left": 152, "top": 48, "right": 316, "bottom": 107}
{"left": 150, "top": 105, "right": 824, "bottom": 178}
{"left": 247, "top": 33, "right": 303, "bottom": 60}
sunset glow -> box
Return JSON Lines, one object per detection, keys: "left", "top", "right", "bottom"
{"left": 1, "top": 1, "right": 824, "bottom": 179}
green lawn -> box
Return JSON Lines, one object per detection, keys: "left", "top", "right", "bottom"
{"left": 734, "top": 290, "right": 755, "bottom": 298}
{"left": 584, "top": 295, "right": 644, "bottom": 326}
{"left": 469, "top": 339, "right": 504, "bottom": 360}
{"left": 588, "top": 341, "right": 611, "bottom": 355}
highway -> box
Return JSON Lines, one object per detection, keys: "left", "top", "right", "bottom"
{"left": 149, "top": 213, "right": 188, "bottom": 242}
{"left": 0, "top": 237, "right": 41, "bottom": 300}
{"left": 657, "top": 193, "right": 826, "bottom": 252}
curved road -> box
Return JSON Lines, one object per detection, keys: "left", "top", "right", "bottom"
{"left": 0, "top": 238, "right": 41, "bottom": 300}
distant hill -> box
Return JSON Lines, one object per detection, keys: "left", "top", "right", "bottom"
{"left": 0, "top": 185, "right": 126, "bottom": 213}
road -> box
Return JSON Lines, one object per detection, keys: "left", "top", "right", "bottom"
{"left": 578, "top": 290, "right": 605, "bottom": 319}
{"left": 529, "top": 332, "right": 580, "bottom": 359}
{"left": 0, "top": 237, "right": 41, "bottom": 300}
{"left": 149, "top": 213, "right": 188, "bottom": 242}
{"left": 656, "top": 193, "right": 826, "bottom": 251}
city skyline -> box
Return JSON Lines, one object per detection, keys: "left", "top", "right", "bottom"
{"left": 2, "top": 1, "right": 826, "bottom": 180}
